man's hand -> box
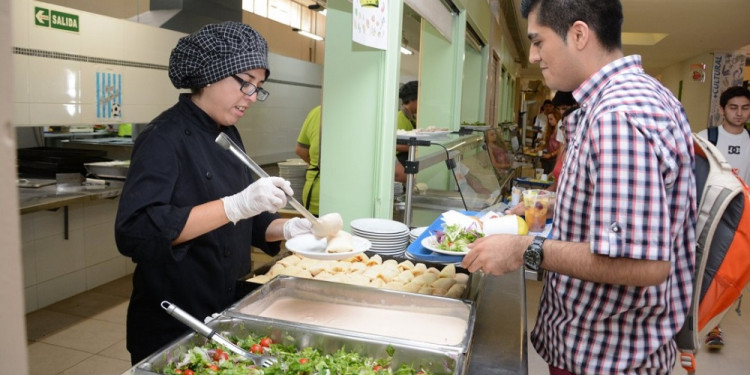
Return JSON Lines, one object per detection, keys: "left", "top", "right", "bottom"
{"left": 461, "top": 234, "right": 530, "bottom": 275}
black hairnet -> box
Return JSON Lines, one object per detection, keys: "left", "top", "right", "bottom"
{"left": 169, "top": 21, "right": 269, "bottom": 89}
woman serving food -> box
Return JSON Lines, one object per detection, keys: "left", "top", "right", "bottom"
{"left": 115, "top": 22, "right": 317, "bottom": 364}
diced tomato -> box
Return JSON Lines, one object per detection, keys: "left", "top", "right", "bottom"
{"left": 259, "top": 337, "right": 273, "bottom": 347}
{"left": 298, "top": 358, "right": 309, "bottom": 364}
{"left": 372, "top": 365, "right": 383, "bottom": 371}
{"left": 174, "top": 370, "right": 182, "bottom": 374}
{"left": 183, "top": 370, "right": 194, "bottom": 375}
{"left": 208, "top": 364, "right": 219, "bottom": 372}
{"left": 249, "top": 344, "right": 264, "bottom": 354}
{"left": 212, "top": 348, "right": 229, "bottom": 362}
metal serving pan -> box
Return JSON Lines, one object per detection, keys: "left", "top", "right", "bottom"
{"left": 226, "top": 276, "right": 476, "bottom": 356}
{"left": 235, "top": 251, "right": 482, "bottom": 301}
{"left": 132, "top": 314, "right": 464, "bottom": 375}
{"left": 83, "top": 160, "right": 130, "bottom": 179}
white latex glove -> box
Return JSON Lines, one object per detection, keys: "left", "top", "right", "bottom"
{"left": 221, "top": 177, "right": 292, "bottom": 223}
{"left": 283, "top": 217, "right": 314, "bottom": 240}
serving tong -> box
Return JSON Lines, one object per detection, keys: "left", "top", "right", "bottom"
{"left": 160, "top": 301, "right": 278, "bottom": 368}
{"left": 215, "top": 133, "right": 327, "bottom": 234}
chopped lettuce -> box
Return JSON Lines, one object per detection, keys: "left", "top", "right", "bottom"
{"left": 160, "top": 334, "right": 438, "bottom": 375}
{"left": 435, "top": 223, "right": 483, "bottom": 252}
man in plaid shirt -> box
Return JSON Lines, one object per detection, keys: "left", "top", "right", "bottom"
{"left": 462, "top": 1, "right": 696, "bottom": 374}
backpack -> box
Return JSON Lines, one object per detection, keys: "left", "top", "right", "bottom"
{"left": 676, "top": 134, "right": 750, "bottom": 374}
{"left": 706, "top": 125, "right": 750, "bottom": 146}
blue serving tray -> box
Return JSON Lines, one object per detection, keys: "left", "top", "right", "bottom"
{"left": 406, "top": 211, "right": 552, "bottom": 264}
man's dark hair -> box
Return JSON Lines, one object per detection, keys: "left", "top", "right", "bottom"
{"left": 719, "top": 86, "right": 750, "bottom": 108}
{"left": 520, "top": 0, "right": 623, "bottom": 52}
{"left": 399, "top": 81, "right": 419, "bottom": 103}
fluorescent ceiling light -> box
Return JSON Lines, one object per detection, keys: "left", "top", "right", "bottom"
{"left": 292, "top": 28, "right": 324, "bottom": 41}
{"left": 622, "top": 32, "right": 668, "bottom": 46}
{"left": 400, "top": 46, "right": 413, "bottom": 55}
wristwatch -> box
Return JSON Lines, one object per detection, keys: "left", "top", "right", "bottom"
{"left": 524, "top": 236, "right": 545, "bottom": 271}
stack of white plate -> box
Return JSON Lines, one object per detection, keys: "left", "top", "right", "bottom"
{"left": 409, "top": 226, "right": 428, "bottom": 244}
{"left": 350, "top": 218, "right": 410, "bottom": 256}
{"left": 278, "top": 158, "right": 308, "bottom": 204}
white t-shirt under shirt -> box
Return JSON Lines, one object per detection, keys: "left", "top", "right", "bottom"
{"left": 697, "top": 125, "right": 750, "bottom": 183}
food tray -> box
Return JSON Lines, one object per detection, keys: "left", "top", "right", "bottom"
{"left": 133, "top": 314, "right": 464, "bottom": 375}
{"left": 235, "top": 251, "right": 481, "bottom": 301}
{"left": 84, "top": 160, "right": 130, "bottom": 179}
{"left": 226, "top": 275, "right": 476, "bottom": 356}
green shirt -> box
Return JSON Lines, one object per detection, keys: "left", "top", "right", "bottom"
{"left": 296, "top": 105, "right": 321, "bottom": 215}
{"left": 397, "top": 108, "right": 416, "bottom": 131}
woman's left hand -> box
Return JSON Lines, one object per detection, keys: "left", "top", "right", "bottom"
{"left": 282, "top": 217, "right": 314, "bottom": 239}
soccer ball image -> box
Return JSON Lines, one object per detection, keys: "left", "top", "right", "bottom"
{"left": 111, "top": 103, "right": 121, "bottom": 117}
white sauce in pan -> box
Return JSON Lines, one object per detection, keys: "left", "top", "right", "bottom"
{"left": 245, "top": 297, "right": 467, "bottom": 346}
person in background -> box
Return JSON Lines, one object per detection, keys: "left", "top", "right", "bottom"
{"left": 532, "top": 99, "right": 554, "bottom": 147}
{"left": 395, "top": 81, "right": 419, "bottom": 183}
{"left": 115, "top": 22, "right": 313, "bottom": 364}
{"left": 534, "top": 99, "right": 554, "bottom": 129}
{"left": 507, "top": 91, "right": 577, "bottom": 216}
{"left": 539, "top": 109, "right": 561, "bottom": 173}
{"left": 295, "top": 105, "right": 322, "bottom": 215}
{"left": 296, "top": 105, "right": 409, "bottom": 205}
{"left": 696, "top": 85, "right": 750, "bottom": 350}
{"left": 485, "top": 127, "right": 513, "bottom": 170}
{"left": 545, "top": 90, "right": 578, "bottom": 186}
{"left": 463, "top": 1, "right": 696, "bottom": 374}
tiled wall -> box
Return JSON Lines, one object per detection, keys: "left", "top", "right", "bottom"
{"left": 13, "top": 0, "right": 183, "bottom": 126}
{"left": 21, "top": 198, "right": 134, "bottom": 313}
{"left": 14, "top": 0, "right": 324, "bottom": 164}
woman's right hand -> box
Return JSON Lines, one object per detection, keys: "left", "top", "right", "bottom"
{"left": 221, "top": 177, "right": 292, "bottom": 223}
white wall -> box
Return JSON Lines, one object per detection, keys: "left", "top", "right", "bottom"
{"left": 14, "top": 0, "right": 184, "bottom": 126}
{"left": 658, "top": 52, "right": 714, "bottom": 133}
{"left": 1, "top": 0, "right": 30, "bottom": 371}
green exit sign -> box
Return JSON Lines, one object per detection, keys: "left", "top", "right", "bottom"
{"left": 34, "top": 7, "right": 79, "bottom": 33}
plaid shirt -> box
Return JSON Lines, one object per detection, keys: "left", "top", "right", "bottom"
{"left": 530, "top": 55, "right": 696, "bottom": 375}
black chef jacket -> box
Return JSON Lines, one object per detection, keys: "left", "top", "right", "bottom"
{"left": 115, "top": 94, "right": 281, "bottom": 364}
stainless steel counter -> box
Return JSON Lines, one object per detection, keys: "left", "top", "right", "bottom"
{"left": 467, "top": 268, "right": 528, "bottom": 374}
{"left": 18, "top": 180, "right": 123, "bottom": 214}
{"left": 119, "top": 267, "right": 528, "bottom": 375}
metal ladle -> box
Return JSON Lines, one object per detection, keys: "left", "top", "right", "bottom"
{"left": 215, "top": 133, "right": 328, "bottom": 235}
{"left": 161, "top": 301, "right": 278, "bottom": 367}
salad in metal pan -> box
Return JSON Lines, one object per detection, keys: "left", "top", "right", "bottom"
{"left": 161, "top": 332, "right": 436, "bottom": 375}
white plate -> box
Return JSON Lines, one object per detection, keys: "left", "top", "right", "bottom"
{"left": 285, "top": 234, "right": 370, "bottom": 260}
{"left": 410, "top": 226, "right": 428, "bottom": 238}
{"left": 421, "top": 235, "right": 470, "bottom": 256}
{"left": 350, "top": 218, "right": 409, "bottom": 234}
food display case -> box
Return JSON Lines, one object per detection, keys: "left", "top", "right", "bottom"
{"left": 122, "top": 252, "right": 529, "bottom": 375}
{"left": 396, "top": 131, "right": 514, "bottom": 227}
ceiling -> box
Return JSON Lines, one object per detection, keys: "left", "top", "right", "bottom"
{"left": 505, "top": 0, "right": 750, "bottom": 78}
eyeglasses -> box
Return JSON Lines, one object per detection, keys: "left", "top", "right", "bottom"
{"left": 230, "top": 74, "right": 269, "bottom": 101}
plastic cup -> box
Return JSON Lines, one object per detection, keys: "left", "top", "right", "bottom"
{"left": 522, "top": 189, "right": 551, "bottom": 232}
{"left": 511, "top": 186, "right": 523, "bottom": 206}
{"left": 535, "top": 168, "right": 544, "bottom": 180}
